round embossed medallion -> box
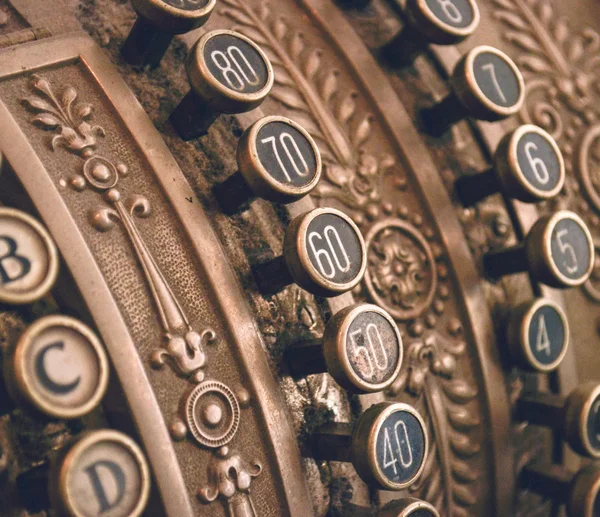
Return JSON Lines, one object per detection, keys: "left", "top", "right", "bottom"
{"left": 185, "top": 381, "right": 240, "bottom": 448}
{"left": 364, "top": 220, "right": 437, "bottom": 320}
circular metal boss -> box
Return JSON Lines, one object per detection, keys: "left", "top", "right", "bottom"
{"left": 451, "top": 45, "right": 525, "bottom": 121}
{"left": 131, "top": 0, "right": 216, "bottom": 33}
{"left": 351, "top": 402, "right": 428, "bottom": 490}
{"left": 0, "top": 207, "right": 59, "bottom": 305}
{"left": 284, "top": 207, "right": 367, "bottom": 297}
{"left": 185, "top": 380, "right": 241, "bottom": 448}
{"left": 187, "top": 29, "right": 274, "bottom": 114}
{"left": 405, "top": 0, "right": 480, "bottom": 45}
{"left": 237, "top": 115, "right": 322, "bottom": 203}
{"left": 495, "top": 124, "right": 565, "bottom": 202}
{"left": 322, "top": 304, "right": 403, "bottom": 393}
{"left": 507, "top": 298, "right": 569, "bottom": 373}
{"left": 6, "top": 315, "right": 109, "bottom": 420}
{"left": 526, "top": 210, "right": 594, "bottom": 288}
{"left": 51, "top": 430, "right": 150, "bottom": 517}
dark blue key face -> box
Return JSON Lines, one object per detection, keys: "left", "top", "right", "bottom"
{"left": 256, "top": 121, "right": 318, "bottom": 187}
{"left": 204, "top": 34, "right": 269, "bottom": 95}
{"left": 424, "top": 0, "right": 476, "bottom": 29}
{"left": 586, "top": 394, "right": 600, "bottom": 453}
{"left": 164, "top": 0, "right": 211, "bottom": 11}
{"left": 550, "top": 218, "right": 592, "bottom": 282}
{"left": 527, "top": 304, "right": 566, "bottom": 367}
{"left": 516, "top": 131, "right": 562, "bottom": 193}
{"left": 375, "top": 409, "right": 426, "bottom": 485}
{"left": 305, "top": 213, "right": 363, "bottom": 286}
{"left": 472, "top": 52, "right": 522, "bottom": 108}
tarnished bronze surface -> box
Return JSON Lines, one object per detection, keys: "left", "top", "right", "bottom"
{"left": 0, "top": 0, "right": 599, "bottom": 516}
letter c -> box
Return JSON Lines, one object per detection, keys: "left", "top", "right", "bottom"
{"left": 35, "top": 341, "right": 81, "bottom": 394}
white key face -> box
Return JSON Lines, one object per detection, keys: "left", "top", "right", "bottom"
{"left": 66, "top": 437, "right": 147, "bottom": 517}
{"left": 26, "top": 326, "right": 101, "bottom": 411}
{"left": 14, "top": 316, "right": 108, "bottom": 419}
{"left": 0, "top": 209, "right": 57, "bottom": 303}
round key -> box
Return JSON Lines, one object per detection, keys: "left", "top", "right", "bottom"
{"left": 0, "top": 207, "right": 59, "bottom": 305}
{"left": 517, "top": 383, "right": 600, "bottom": 458}
{"left": 379, "top": 498, "right": 441, "bottom": 517}
{"left": 3, "top": 315, "right": 109, "bottom": 419}
{"left": 214, "top": 116, "right": 322, "bottom": 213}
{"left": 285, "top": 304, "right": 403, "bottom": 394}
{"left": 311, "top": 402, "right": 428, "bottom": 490}
{"left": 346, "top": 498, "right": 440, "bottom": 517}
{"left": 455, "top": 125, "right": 565, "bottom": 206}
{"left": 506, "top": 298, "right": 569, "bottom": 373}
{"left": 17, "top": 430, "right": 150, "bottom": 517}
{"left": 169, "top": 30, "right": 274, "bottom": 140}
{"left": 381, "top": 0, "right": 480, "bottom": 67}
{"left": 520, "top": 462, "right": 600, "bottom": 517}
{"left": 121, "top": 0, "right": 216, "bottom": 68}
{"left": 483, "top": 210, "right": 594, "bottom": 289}
{"left": 253, "top": 207, "right": 367, "bottom": 297}
{"left": 421, "top": 45, "right": 525, "bottom": 137}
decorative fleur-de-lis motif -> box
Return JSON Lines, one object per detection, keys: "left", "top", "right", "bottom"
{"left": 199, "top": 446, "right": 262, "bottom": 517}
{"left": 23, "top": 74, "right": 104, "bottom": 157}
{"left": 22, "top": 75, "right": 215, "bottom": 382}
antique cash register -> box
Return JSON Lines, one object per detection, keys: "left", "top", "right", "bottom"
{"left": 0, "top": 0, "right": 599, "bottom": 516}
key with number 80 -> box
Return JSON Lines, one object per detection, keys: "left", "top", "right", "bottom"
{"left": 169, "top": 30, "right": 274, "bottom": 140}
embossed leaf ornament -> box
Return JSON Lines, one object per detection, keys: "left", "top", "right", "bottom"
{"left": 198, "top": 446, "right": 262, "bottom": 507}
{"left": 494, "top": 0, "right": 600, "bottom": 290}
{"left": 389, "top": 331, "right": 480, "bottom": 516}
{"left": 23, "top": 74, "right": 104, "bottom": 156}
{"left": 494, "top": 0, "right": 600, "bottom": 138}
{"left": 370, "top": 233, "right": 428, "bottom": 311}
{"left": 220, "top": 0, "right": 398, "bottom": 221}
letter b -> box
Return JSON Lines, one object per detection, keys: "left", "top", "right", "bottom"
{"left": 0, "top": 235, "right": 31, "bottom": 285}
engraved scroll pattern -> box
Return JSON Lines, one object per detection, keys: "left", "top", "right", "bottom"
{"left": 493, "top": 0, "right": 600, "bottom": 303}
{"left": 220, "top": 2, "right": 481, "bottom": 515}
{"left": 22, "top": 75, "right": 261, "bottom": 517}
